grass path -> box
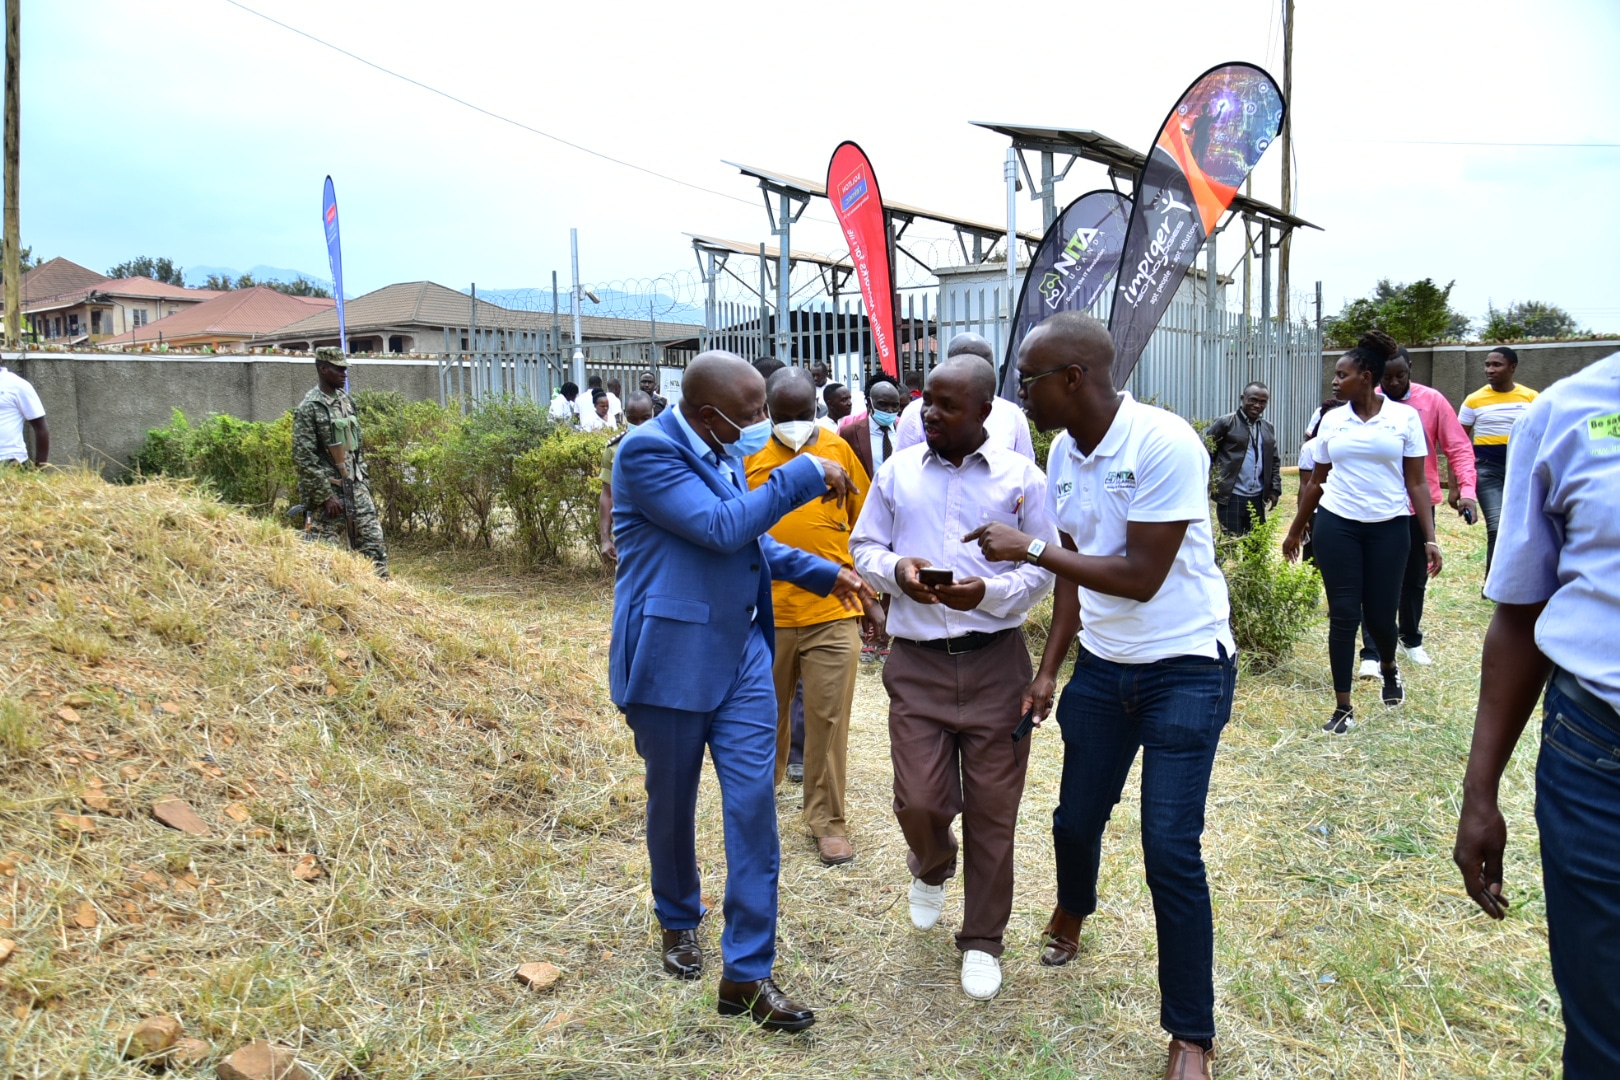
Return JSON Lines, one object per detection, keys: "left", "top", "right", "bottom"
{"left": 405, "top": 505, "right": 1558, "bottom": 1078}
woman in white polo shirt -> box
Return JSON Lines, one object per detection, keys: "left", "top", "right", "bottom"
{"left": 1284, "top": 343, "right": 1440, "bottom": 732}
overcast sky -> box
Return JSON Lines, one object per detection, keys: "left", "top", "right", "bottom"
{"left": 24, "top": 0, "right": 1620, "bottom": 330}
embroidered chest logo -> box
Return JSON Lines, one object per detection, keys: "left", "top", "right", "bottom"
{"left": 1056, "top": 480, "right": 1074, "bottom": 497}
{"left": 1103, "top": 469, "right": 1137, "bottom": 492}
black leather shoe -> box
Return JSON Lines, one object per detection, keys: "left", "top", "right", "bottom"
{"left": 660, "top": 928, "right": 702, "bottom": 980}
{"left": 716, "top": 977, "right": 815, "bottom": 1031}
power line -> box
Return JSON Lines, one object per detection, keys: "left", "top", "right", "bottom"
{"left": 218, "top": 0, "right": 762, "bottom": 209}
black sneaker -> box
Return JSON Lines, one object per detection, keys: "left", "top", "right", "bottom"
{"left": 1382, "top": 668, "right": 1405, "bottom": 706}
{"left": 1323, "top": 706, "right": 1354, "bottom": 734}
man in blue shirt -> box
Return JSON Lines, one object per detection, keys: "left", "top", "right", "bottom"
{"left": 611, "top": 351, "right": 870, "bottom": 1031}
{"left": 1454, "top": 352, "right": 1620, "bottom": 1078}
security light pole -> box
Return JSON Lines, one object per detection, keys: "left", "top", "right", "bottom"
{"left": 3, "top": 0, "right": 20, "bottom": 348}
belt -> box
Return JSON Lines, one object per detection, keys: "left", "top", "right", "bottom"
{"left": 899, "top": 628, "right": 1014, "bottom": 656}
{"left": 1551, "top": 667, "right": 1620, "bottom": 736}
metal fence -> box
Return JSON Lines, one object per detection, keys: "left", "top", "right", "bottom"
{"left": 432, "top": 289, "right": 1323, "bottom": 455}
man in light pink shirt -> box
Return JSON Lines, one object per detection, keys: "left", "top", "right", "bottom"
{"left": 1359, "top": 348, "right": 1477, "bottom": 672}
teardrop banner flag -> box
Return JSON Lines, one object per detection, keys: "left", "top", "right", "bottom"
{"left": 322, "top": 175, "right": 347, "bottom": 354}
{"left": 826, "top": 142, "right": 897, "bottom": 378}
{"left": 1108, "top": 63, "right": 1284, "bottom": 383}
{"left": 999, "top": 189, "right": 1132, "bottom": 401}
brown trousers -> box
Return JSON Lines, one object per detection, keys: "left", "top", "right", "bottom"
{"left": 772, "top": 616, "right": 861, "bottom": 838}
{"left": 883, "top": 630, "right": 1032, "bottom": 957}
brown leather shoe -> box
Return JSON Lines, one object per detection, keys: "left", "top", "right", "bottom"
{"left": 660, "top": 927, "right": 702, "bottom": 980}
{"left": 816, "top": 836, "right": 855, "bottom": 866}
{"left": 716, "top": 977, "right": 815, "bottom": 1031}
{"left": 1039, "top": 904, "right": 1085, "bottom": 967}
{"left": 1164, "top": 1038, "right": 1215, "bottom": 1080}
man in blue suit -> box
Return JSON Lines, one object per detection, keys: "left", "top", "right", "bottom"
{"left": 611, "top": 351, "right": 872, "bottom": 1031}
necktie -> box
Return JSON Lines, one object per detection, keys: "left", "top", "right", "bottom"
{"left": 880, "top": 424, "right": 892, "bottom": 461}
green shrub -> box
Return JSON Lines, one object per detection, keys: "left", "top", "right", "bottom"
{"left": 128, "top": 409, "right": 196, "bottom": 479}
{"left": 130, "top": 394, "right": 612, "bottom": 565}
{"left": 1215, "top": 507, "right": 1322, "bottom": 671}
{"left": 507, "top": 428, "right": 608, "bottom": 564}
{"left": 126, "top": 409, "right": 295, "bottom": 512}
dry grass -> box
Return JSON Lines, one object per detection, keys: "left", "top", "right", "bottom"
{"left": 1, "top": 474, "right": 1554, "bottom": 1078}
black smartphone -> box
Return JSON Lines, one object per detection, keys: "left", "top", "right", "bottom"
{"left": 1461, "top": 505, "right": 1476, "bottom": 525}
{"left": 917, "top": 567, "right": 954, "bottom": 587}
{"left": 1011, "top": 707, "right": 1036, "bottom": 743}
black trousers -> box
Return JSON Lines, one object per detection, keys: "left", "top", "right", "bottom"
{"left": 1312, "top": 509, "right": 1409, "bottom": 694}
{"left": 1216, "top": 494, "right": 1267, "bottom": 536}
{"left": 1360, "top": 506, "right": 1433, "bottom": 658}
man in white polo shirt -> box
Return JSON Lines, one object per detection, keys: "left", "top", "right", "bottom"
{"left": 0, "top": 362, "right": 49, "bottom": 466}
{"left": 968, "top": 311, "right": 1234, "bottom": 1080}
{"left": 1454, "top": 351, "right": 1620, "bottom": 1078}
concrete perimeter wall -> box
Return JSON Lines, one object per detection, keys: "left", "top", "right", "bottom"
{"left": 2, "top": 352, "right": 442, "bottom": 474}
{"left": 1319, "top": 339, "right": 1620, "bottom": 418}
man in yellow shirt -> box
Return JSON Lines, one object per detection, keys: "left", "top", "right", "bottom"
{"left": 747, "top": 368, "right": 879, "bottom": 866}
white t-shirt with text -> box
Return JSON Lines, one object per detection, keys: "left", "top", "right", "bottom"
{"left": 1045, "top": 394, "right": 1234, "bottom": 663}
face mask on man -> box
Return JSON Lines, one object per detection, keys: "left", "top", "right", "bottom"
{"left": 871, "top": 410, "right": 898, "bottom": 428}
{"left": 710, "top": 407, "right": 772, "bottom": 458}
{"left": 772, "top": 420, "right": 816, "bottom": 452}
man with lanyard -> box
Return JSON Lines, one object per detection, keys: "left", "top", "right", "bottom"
{"left": 291, "top": 348, "right": 389, "bottom": 577}
{"left": 0, "top": 360, "right": 48, "bottom": 467}
{"left": 970, "top": 312, "right": 1236, "bottom": 1080}
{"left": 1204, "top": 382, "right": 1281, "bottom": 536}
{"left": 1454, "top": 351, "right": 1620, "bottom": 1078}
{"left": 851, "top": 354, "right": 1056, "bottom": 1001}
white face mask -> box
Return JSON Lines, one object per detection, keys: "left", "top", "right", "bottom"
{"left": 772, "top": 420, "right": 817, "bottom": 452}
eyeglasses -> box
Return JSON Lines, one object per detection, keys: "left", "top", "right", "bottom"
{"left": 1017, "top": 365, "right": 1082, "bottom": 392}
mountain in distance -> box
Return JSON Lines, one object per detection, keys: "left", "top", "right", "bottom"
{"left": 474, "top": 286, "right": 705, "bottom": 327}
{"left": 187, "top": 264, "right": 332, "bottom": 289}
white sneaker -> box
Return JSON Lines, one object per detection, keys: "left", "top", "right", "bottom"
{"left": 961, "top": 950, "right": 1002, "bottom": 1000}
{"left": 1400, "top": 644, "right": 1433, "bottom": 666}
{"left": 1358, "top": 659, "right": 1381, "bottom": 680}
{"left": 908, "top": 878, "right": 946, "bottom": 930}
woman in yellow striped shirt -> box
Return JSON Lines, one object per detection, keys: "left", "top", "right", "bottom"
{"left": 1459, "top": 346, "right": 1538, "bottom": 580}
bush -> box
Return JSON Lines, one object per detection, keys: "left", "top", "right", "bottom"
{"left": 507, "top": 428, "right": 608, "bottom": 564}
{"left": 1215, "top": 507, "right": 1322, "bottom": 671}
{"left": 132, "top": 395, "right": 617, "bottom": 565}
{"left": 128, "top": 409, "right": 196, "bottom": 479}
{"left": 126, "top": 409, "right": 296, "bottom": 512}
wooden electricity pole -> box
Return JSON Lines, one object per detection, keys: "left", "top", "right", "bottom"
{"left": 1277, "top": 0, "right": 1293, "bottom": 325}
{"left": 3, "top": 0, "right": 19, "bottom": 348}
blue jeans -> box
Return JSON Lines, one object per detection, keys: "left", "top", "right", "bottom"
{"left": 1537, "top": 674, "right": 1620, "bottom": 1078}
{"left": 1476, "top": 454, "right": 1505, "bottom": 578}
{"left": 1052, "top": 644, "right": 1237, "bottom": 1040}
{"left": 623, "top": 622, "right": 781, "bottom": 982}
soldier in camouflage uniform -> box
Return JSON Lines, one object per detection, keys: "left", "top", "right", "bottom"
{"left": 292, "top": 347, "right": 389, "bottom": 577}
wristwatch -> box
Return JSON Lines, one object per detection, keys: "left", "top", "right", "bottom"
{"left": 1024, "top": 538, "right": 1047, "bottom": 565}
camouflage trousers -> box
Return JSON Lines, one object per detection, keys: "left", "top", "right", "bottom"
{"left": 304, "top": 480, "right": 389, "bottom": 577}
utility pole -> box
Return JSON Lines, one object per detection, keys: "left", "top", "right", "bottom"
{"left": 3, "top": 0, "right": 20, "bottom": 348}
{"left": 1278, "top": 0, "right": 1294, "bottom": 325}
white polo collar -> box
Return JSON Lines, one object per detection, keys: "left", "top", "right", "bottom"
{"left": 1067, "top": 393, "right": 1137, "bottom": 464}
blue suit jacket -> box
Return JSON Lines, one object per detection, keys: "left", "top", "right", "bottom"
{"left": 610, "top": 407, "right": 842, "bottom": 713}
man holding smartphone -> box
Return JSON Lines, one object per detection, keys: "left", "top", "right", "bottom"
{"left": 850, "top": 355, "right": 1056, "bottom": 1001}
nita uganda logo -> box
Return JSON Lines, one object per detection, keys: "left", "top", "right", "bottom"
{"left": 1038, "top": 226, "right": 1101, "bottom": 308}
